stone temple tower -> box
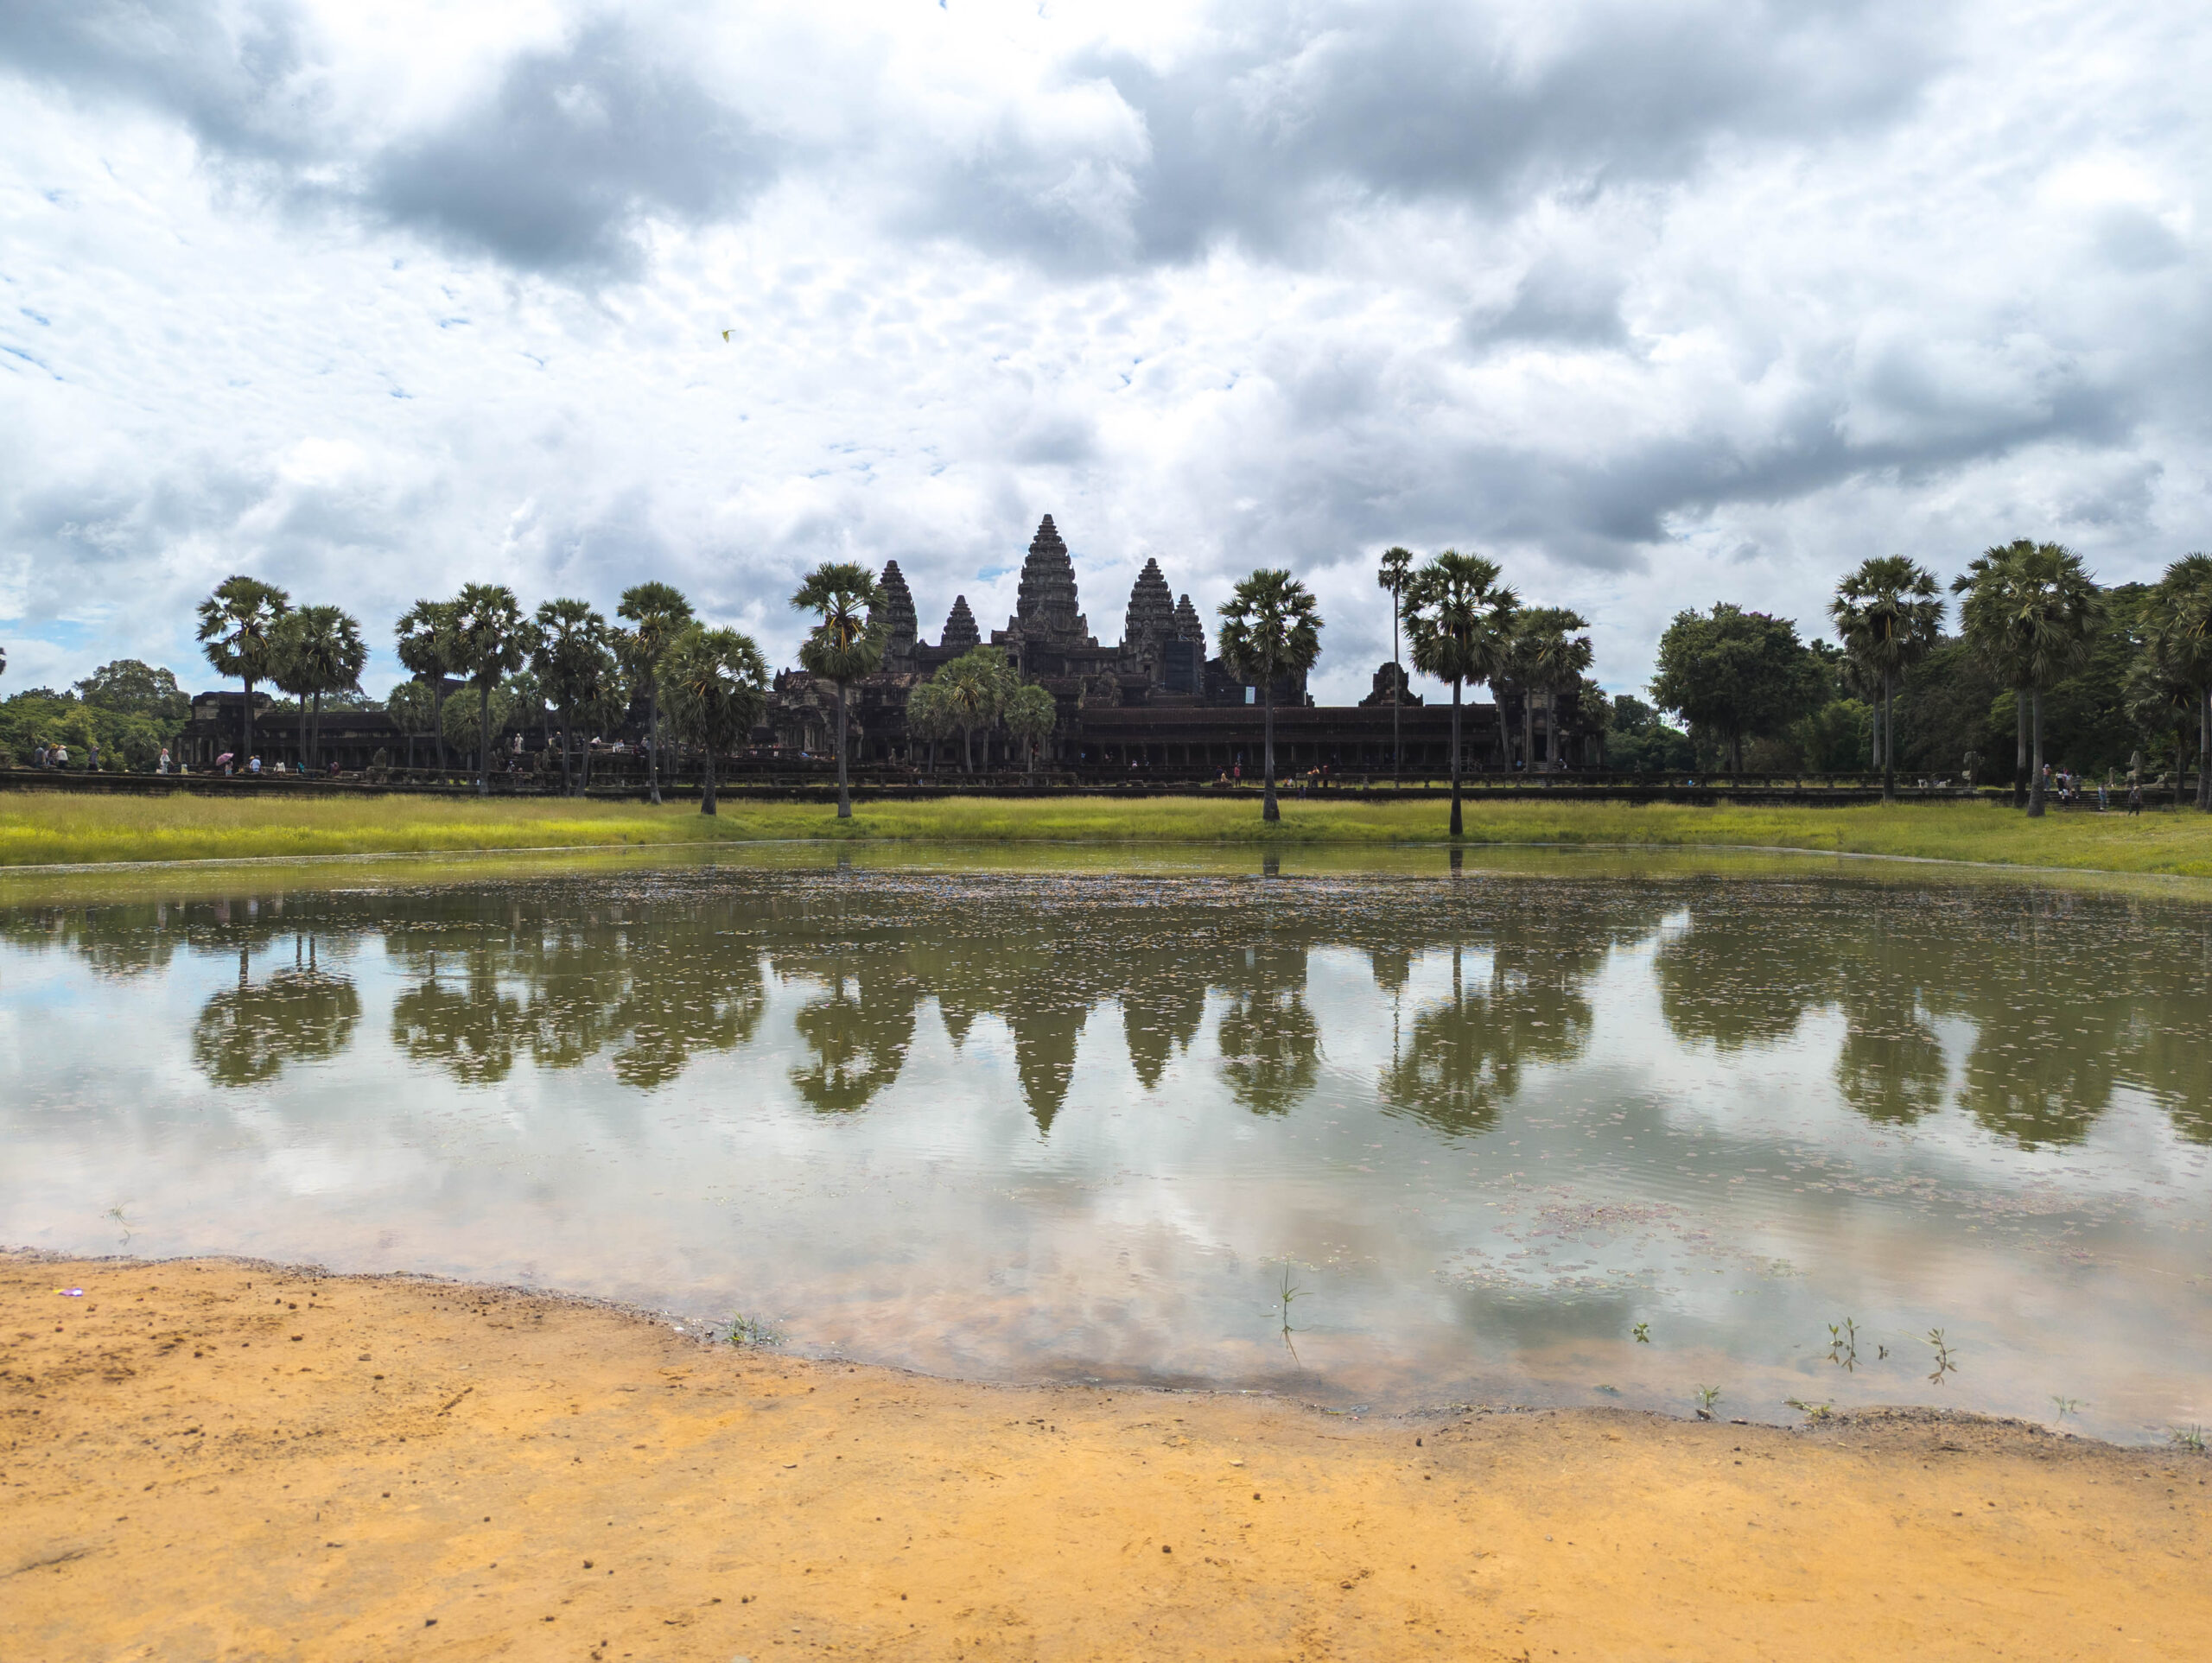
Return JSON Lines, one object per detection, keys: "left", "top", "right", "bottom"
{"left": 1004, "top": 515, "right": 1093, "bottom": 647}
{"left": 1121, "top": 558, "right": 1176, "bottom": 666}
{"left": 873, "top": 560, "right": 918, "bottom": 673}
{"left": 1173, "top": 593, "right": 1207, "bottom": 656}
{"left": 941, "top": 594, "right": 981, "bottom": 652}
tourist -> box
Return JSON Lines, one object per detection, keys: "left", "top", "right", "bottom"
{"left": 156, "top": 746, "right": 171, "bottom": 775}
{"left": 87, "top": 740, "right": 101, "bottom": 771}
{"left": 2128, "top": 779, "right": 2143, "bottom": 815}
{"left": 53, "top": 743, "right": 70, "bottom": 769}
{"left": 248, "top": 755, "right": 262, "bottom": 776}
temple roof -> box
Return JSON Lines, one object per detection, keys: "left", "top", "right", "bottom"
{"left": 874, "top": 561, "right": 918, "bottom": 669}
{"left": 1122, "top": 557, "right": 1175, "bottom": 657}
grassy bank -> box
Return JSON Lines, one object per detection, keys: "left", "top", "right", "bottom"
{"left": 1, "top": 788, "right": 2209, "bottom": 875}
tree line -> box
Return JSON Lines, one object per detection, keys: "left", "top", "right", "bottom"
{"left": 1633, "top": 543, "right": 2211, "bottom": 815}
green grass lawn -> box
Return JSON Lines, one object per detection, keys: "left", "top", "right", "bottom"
{"left": 2, "top": 787, "right": 2209, "bottom": 876}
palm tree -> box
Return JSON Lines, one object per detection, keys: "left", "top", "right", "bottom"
{"left": 1376, "top": 545, "right": 1414, "bottom": 782}
{"left": 269, "top": 605, "right": 367, "bottom": 774}
{"left": 615, "top": 581, "right": 695, "bottom": 805}
{"left": 791, "top": 562, "right": 883, "bottom": 819}
{"left": 384, "top": 681, "right": 437, "bottom": 771}
{"left": 1955, "top": 541, "right": 2101, "bottom": 818}
{"left": 394, "top": 599, "right": 459, "bottom": 777}
{"left": 1404, "top": 551, "right": 1518, "bottom": 836}
{"left": 531, "top": 598, "right": 616, "bottom": 797}
{"left": 1829, "top": 556, "right": 1944, "bottom": 802}
{"left": 936, "top": 646, "right": 1014, "bottom": 772}
{"left": 447, "top": 584, "right": 532, "bottom": 796}
{"left": 2143, "top": 554, "right": 2212, "bottom": 812}
{"left": 1508, "top": 607, "right": 1592, "bottom": 775}
{"left": 1217, "top": 569, "right": 1325, "bottom": 822}
{"left": 1005, "top": 682, "right": 1056, "bottom": 774}
{"left": 195, "top": 575, "right": 290, "bottom": 770}
{"left": 663, "top": 625, "right": 770, "bottom": 816}
{"left": 905, "top": 678, "right": 956, "bottom": 772}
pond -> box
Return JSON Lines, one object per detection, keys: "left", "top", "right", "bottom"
{"left": 3, "top": 851, "right": 2208, "bottom": 1444}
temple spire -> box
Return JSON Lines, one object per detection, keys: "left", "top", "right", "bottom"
{"left": 873, "top": 561, "right": 917, "bottom": 672}
{"left": 941, "top": 594, "right": 981, "bottom": 652}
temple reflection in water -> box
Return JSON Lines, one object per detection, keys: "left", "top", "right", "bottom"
{"left": 7, "top": 867, "right": 2208, "bottom": 1149}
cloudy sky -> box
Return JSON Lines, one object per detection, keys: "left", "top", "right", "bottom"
{"left": 2, "top": 0, "right": 2206, "bottom": 703}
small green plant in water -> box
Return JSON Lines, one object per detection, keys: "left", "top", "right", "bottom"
{"left": 1277, "top": 1263, "right": 1305, "bottom": 1364}
{"left": 1631, "top": 1321, "right": 1650, "bottom": 1344}
{"left": 1925, "top": 1328, "right": 1957, "bottom": 1386}
{"left": 1784, "top": 1397, "right": 1834, "bottom": 1423}
{"left": 2050, "top": 1395, "right": 2083, "bottom": 1419}
{"left": 2172, "top": 1425, "right": 2208, "bottom": 1454}
{"left": 726, "top": 1313, "right": 780, "bottom": 1346}
{"left": 1826, "top": 1317, "right": 1859, "bottom": 1372}
{"left": 1694, "top": 1385, "right": 1722, "bottom": 1420}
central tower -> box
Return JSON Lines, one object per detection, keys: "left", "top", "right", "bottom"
{"left": 1003, "top": 515, "right": 1094, "bottom": 648}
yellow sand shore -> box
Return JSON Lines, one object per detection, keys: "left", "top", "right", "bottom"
{"left": 5, "top": 1254, "right": 2207, "bottom": 1660}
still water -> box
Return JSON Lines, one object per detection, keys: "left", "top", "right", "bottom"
{"left": 3, "top": 854, "right": 2208, "bottom": 1443}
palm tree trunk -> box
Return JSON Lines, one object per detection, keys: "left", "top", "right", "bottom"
{"left": 1447, "top": 680, "right": 1463, "bottom": 836}
{"left": 1521, "top": 689, "right": 1534, "bottom": 776}
{"left": 432, "top": 684, "right": 448, "bottom": 778}
{"left": 2198, "top": 688, "right": 2210, "bottom": 812}
{"left": 2013, "top": 695, "right": 2028, "bottom": 809}
{"left": 835, "top": 680, "right": 851, "bottom": 819}
{"left": 1262, "top": 679, "right": 1279, "bottom": 822}
{"left": 2027, "top": 689, "right": 2046, "bottom": 818}
{"left": 1882, "top": 672, "right": 1896, "bottom": 803}
{"left": 477, "top": 683, "right": 492, "bottom": 797}
{"left": 1544, "top": 689, "right": 1559, "bottom": 774}
{"left": 647, "top": 678, "right": 662, "bottom": 805}
{"left": 1731, "top": 731, "right": 1744, "bottom": 776}
{"left": 558, "top": 708, "right": 575, "bottom": 796}
{"left": 1390, "top": 596, "right": 1402, "bottom": 784}
{"left": 963, "top": 725, "right": 973, "bottom": 773}
{"left": 701, "top": 750, "right": 717, "bottom": 816}
{"left": 242, "top": 676, "right": 257, "bottom": 772}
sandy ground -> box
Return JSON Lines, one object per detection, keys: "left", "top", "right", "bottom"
{"left": 3, "top": 1255, "right": 2208, "bottom": 1661}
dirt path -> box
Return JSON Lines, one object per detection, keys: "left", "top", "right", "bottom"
{"left": 4, "top": 1255, "right": 2207, "bottom": 1660}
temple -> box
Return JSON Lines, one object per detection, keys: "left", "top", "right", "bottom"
{"left": 764, "top": 514, "right": 1553, "bottom": 775}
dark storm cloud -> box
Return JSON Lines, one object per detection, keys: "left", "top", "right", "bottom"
{"left": 3, "top": 3, "right": 779, "bottom": 281}
{"left": 921, "top": 0, "right": 1951, "bottom": 268}
{"left": 360, "top": 22, "right": 781, "bottom": 279}
{"left": 0, "top": 0, "right": 322, "bottom": 161}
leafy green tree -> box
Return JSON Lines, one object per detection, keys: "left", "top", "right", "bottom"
{"left": 1217, "top": 568, "right": 1325, "bottom": 822}
{"left": 663, "top": 625, "right": 770, "bottom": 816}
{"left": 75, "top": 660, "right": 189, "bottom": 726}
{"left": 1955, "top": 541, "right": 2101, "bottom": 817}
{"left": 447, "top": 584, "right": 532, "bottom": 795}
{"left": 791, "top": 562, "right": 883, "bottom": 818}
{"left": 1376, "top": 544, "right": 1414, "bottom": 779}
{"left": 1005, "top": 682, "right": 1056, "bottom": 773}
{"left": 1829, "top": 556, "right": 1944, "bottom": 801}
{"left": 1404, "top": 550, "right": 1516, "bottom": 835}
{"left": 614, "top": 581, "right": 694, "bottom": 806}
{"left": 269, "top": 605, "right": 366, "bottom": 772}
{"left": 934, "top": 645, "right": 1015, "bottom": 772}
{"left": 2124, "top": 651, "right": 2196, "bottom": 807}
{"left": 1649, "top": 603, "right": 1821, "bottom": 777}
{"left": 394, "top": 599, "right": 459, "bottom": 775}
{"left": 385, "top": 680, "right": 438, "bottom": 770}
{"left": 2141, "top": 553, "right": 2212, "bottom": 811}
{"left": 1604, "top": 694, "right": 1694, "bottom": 773}
{"left": 441, "top": 685, "right": 517, "bottom": 764}
{"left": 531, "top": 598, "right": 618, "bottom": 797}
{"left": 194, "top": 575, "right": 290, "bottom": 768}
